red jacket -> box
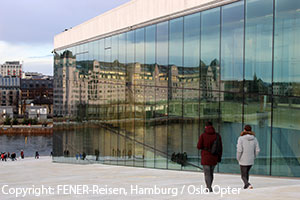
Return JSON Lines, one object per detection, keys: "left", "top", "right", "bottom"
{"left": 197, "top": 126, "right": 223, "bottom": 166}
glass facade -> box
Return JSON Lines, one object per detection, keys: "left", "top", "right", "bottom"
{"left": 53, "top": 0, "right": 300, "bottom": 177}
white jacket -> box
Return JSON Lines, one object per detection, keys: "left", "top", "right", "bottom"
{"left": 236, "top": 134, "right": 260, "bottom": 166}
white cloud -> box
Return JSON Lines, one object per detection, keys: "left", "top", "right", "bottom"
{"left": 0, "top": 41, "right": 53, "bottom": 75}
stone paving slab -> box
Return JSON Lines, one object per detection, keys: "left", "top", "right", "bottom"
{"left": 0, "top": 157, "right": 299, "bottom": 200}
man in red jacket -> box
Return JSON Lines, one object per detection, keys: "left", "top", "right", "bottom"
{"left": 197, "top": 121, "right": 223, "bottom": 192}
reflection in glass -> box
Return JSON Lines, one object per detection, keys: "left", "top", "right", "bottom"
{"left": 272, "top": 0, "right": 300, "bottom": 177}
{"left": 182, "top": 13, "right": 201, "bottom": 170}
{"left": 245, "top": 0, "right": 273, "bottom": 94}
{"left": 272, "top": 96, "right": 300, "bottom": 176}
{"left": 53, "top": 0, "right": 300, "bottom": 177}
{"left": 219, "top": 92, "right": 243, "bottom": 174}
{"left": 221, "top": 1, "right": 244, "bottom": 92}
{"left": 134, "top": 28, "right": 145, "bottom": 167}
{"left": 155, "top": 21, "right": 168, "bottom": 169}
{"left": 168, "top": 17, "right": 183, "bottom": 170}
{"left": 274, "top": 0, "right": 300, "bottom": 97}
{"left": 201, "top": 7, "right": 221, "bottom": 102}
{"left": 244, "top": 94, "right": 271, "bottom": 175}
{"left": 118, "top": 33, "right": 126, "bottom": 165}
{"left": 144, "top": 25, "right": 156, "bottom": 168}
{"left": 125, "top": 31, "right": 135, "bottom": 166}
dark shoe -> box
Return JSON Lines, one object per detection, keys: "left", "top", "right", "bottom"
{"left": 244, "top": 183, "right": 250, "bottom": 189}
{"left": 244, "top": 183, "right": 253, "bottom": 189}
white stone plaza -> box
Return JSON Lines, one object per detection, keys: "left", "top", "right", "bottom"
{"left": 0, "top": 157, "right": 299, "bottom": 199}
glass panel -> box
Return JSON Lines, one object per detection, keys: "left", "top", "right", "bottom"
{"left": 184, "top": 13, "right": 200, "bottom": 91}
{"left": 98, "top": 39, "right": 106, "bottom": 121}
{"left": 134, "top": 28, "right": 145, "bottom": 167}
{"left": 169, "top": 17, "right": 183, "bottom": 89}
{"left": 168, "top": 17, "right": 183, "bottom": 170}
{"left": 155, "top": 21, "right": 168, "bottom": 169}
{"left": 99, "top": 39, "right": 105, "bottom": 63}
{"left": 104, "top": 37, "right": 112, "bottom": 164}
{"left": 125, "top": 31, "right": 134, "bottom": 166}
{"left": 274, "top": 0, "right": 300, "bottom": 97}
{"left": 111, "top": 35, "right": 119, "bottom": 122}
{"left": 272, "top": 96, "right": 300, "bottom": 177}
{"left": 88, "top": 40, "right": 100, "bottom": 120}
{"left": 272, "top": 0, "right": 300, "bottom": 177}
{"left": 221, "top": 1, "right": 244, "bottom": 92}
{"left": 94, "top": 40, "right": 99, "bottom": 63}
{"left": 245, "top": 0, "right": 273, "bottom": 95}
{"left": 111, "top": 35, "right": 119, "bottom": 164}
{"left": 182, "top": 13, "right": 201, "bottom": 171}
{"left": 156, "top": 21, "right": 168, "bottom": 66}
{"left": 244, "top": 94, "right": 271, "bottom": 175}
{"left": 201, "top": 8, "right": 221, "bottom": 102}
{"left": 184, "top": 12, "right": 200, "bottom": 70}
{"left": 88, "top": 41, "right": 93, "bottom": 61}
{"left": 199, "top": 7, "right": 222, "bottom": 172}
{"left": 219, "top": 92, "right": 243, "bottom": 173}
{"left": 144, "top": 25, "right": 156, "bottom": 168}
{"left": 118, "top": 33, "right": 126, "bottom": 166}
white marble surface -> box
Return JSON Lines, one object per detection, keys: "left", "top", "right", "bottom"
{"left": 0, "top": 157, "right": 299, "bottom": 199}
{"left": 54, "top": 0, "right": 239, "bottom": 49}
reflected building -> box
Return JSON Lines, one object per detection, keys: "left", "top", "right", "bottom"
{"left": 53, "top": 0, "right": 300, "bottom": 177}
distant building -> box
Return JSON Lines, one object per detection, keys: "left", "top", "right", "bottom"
{"left": 31, "top": 97, "right": 53, "bottom": 115}
{"left": 0, "top": 106, "right": 14, "bottom": 119}
{"left": 0, "top": 75, "right": 21, "bottom": 115}
{"left": 27, "top": 105, "right": 48, "bottom": 120}
{"left": 20, "top": 74, "right": 53, "bottom": 115}
{"left": 0, "top": 61, "right": 22, "bottom": 77}
{"left": 22, "top": 72, "right": 47, "bottom": 79}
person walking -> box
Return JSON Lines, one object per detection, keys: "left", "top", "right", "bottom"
{"left": 35, "top": 151, "right": 39, "bottom": 159}
{"left": 1, "top": 153, "right": 4, "bottom": 161}
{"left": 197, "top": 121, "right": 223, "bottom": 192}
{"left": 11, "top": 152, "right": 16, "bottom": 161}
{"left": 4, "top": 152, "right": 7, "bottom": 161}
{"left": 237, "top": 125, "right": 260, "bottom": 189}
{"left": 21, "top": 150, "right": 24, "bottom": 159}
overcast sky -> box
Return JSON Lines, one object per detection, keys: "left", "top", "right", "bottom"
{"left": 0, "top": 0, "right": 131, "bottom": 75}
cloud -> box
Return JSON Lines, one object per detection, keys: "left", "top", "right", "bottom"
{"left": 23, "top": 58, "right": 53, "bottom": 75}
{"left": 0, "top": 41, "right": 53, "bottom": 75}
{"left": 0, "top": 0, "right": 132, "bottom": 44}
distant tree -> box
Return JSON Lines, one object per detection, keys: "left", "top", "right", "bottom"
{"left": 22, "top": 118, "right": 29, "bottom": 125}
{"left": 32, "top": 118, "right": 38, "bottom": 125}
{"left": 4, "top": 117, "right": 11, "bottom": 125}
{"left": 12, "top": 118, "right": 18, "bottom": 125}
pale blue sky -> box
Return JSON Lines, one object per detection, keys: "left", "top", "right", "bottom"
{"left": 0, "top": 0, "right": 131, "bottom": 75}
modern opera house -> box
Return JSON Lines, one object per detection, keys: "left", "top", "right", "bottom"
{"left": 53, "top": 0, "right": 300, "bottom": 177}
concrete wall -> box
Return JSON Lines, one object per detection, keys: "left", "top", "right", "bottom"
{"left": 54, "top": 0, "right": 239, "bottom": 49}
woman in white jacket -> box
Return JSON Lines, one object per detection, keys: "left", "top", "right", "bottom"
{"left": 236, "top": 125, "right": 260, "bottom": 189}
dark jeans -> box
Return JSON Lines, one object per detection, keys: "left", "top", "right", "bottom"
{"left": 240, "top": 165, "right": 252, "bottom": 189}
{"left": 203, "top": 165, "right": 216, "bottom": 192}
